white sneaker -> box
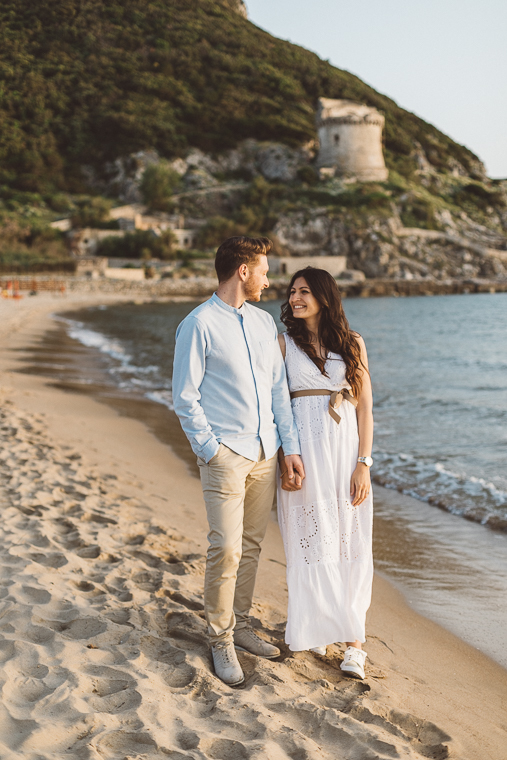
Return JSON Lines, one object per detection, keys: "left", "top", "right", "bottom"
{"left": 340, "top": 646, "right": 367, "bottom": 679}
{"left": 211, "top": 641, "right": 245, "bottom": 686}
{"left": 310, "top": 646, "right": 327, "bottom": 656}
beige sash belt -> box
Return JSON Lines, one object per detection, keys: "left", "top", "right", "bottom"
{"left": 290, "top": 388, "right": 358, "bottom": 425}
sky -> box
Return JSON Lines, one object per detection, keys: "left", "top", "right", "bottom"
{"left": 245, "top": 0, "right": 507, "bottom": 178}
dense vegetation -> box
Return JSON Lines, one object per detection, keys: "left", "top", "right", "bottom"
{"left": 0, "top": 0, "right": 483, "bottom": 194}
{"left": 0, "top": 219, "right": 73, "bottom": 273}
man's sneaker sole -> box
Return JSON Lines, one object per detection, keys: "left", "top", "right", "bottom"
{"left": 234, "top": 645, "right": 280, "bottom": 660}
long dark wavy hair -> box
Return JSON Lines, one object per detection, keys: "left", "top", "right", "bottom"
{"left": 281, "top": 267, "right": 366, "bottom": 398}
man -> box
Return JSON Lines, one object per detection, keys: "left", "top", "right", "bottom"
{"left": 172, "top": 235, "right": 304, "bottom": 686}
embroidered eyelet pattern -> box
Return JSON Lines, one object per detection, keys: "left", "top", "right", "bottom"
{"left": 278, "top": 497, "right": 371, "bottom": 568}
{"left": 278, "top": 333, "right": 373, "bottom": 569}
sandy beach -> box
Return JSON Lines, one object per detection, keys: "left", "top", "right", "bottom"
{"left": 0, "top": 293, "right": 506, "bottom": 760}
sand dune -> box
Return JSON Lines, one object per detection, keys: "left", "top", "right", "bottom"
{"left": 0, "top": 395, "right": 456, "bottom": 760}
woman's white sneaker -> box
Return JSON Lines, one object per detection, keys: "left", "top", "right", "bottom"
{"left": 310, "top": 646, "right": 327, "bottom": 656}
{"left": 340, "top": 646, "right": 367, "bottom": 679}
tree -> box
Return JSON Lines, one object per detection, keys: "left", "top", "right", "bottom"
{"left": 140, "top": 165, "right": 181, "bottom": 212}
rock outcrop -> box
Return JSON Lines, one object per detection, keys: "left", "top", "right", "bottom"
{"left": 274, "top": 209, "right": 507, "bottom": 280}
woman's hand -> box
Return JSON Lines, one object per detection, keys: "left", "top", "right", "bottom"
{"left": 278, "top": 451, "right": 305, "bottom": 492}
{"left": 280, "top": 468, "right": 302, "bottom": 491}
{"left": 350, "top": 464, "right": 371, "bottom": 506}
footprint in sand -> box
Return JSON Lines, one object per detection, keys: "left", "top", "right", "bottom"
{"left": 62, "top": 617, "right": 108, "bottom": 640}
{"left": 34, "top": 615, "right": 107, "bottom": 640}
{"left": 199, "top": 737, "right": 249, "bottom": 760}
{"left": 131, "top": 549, "right": 161, "bottom": 567}
{"left": 20, "top": 586, "right": 51, "bottom": 605}
{"left": 73, "top": 580, "right": 99, "bottom": 594}
{"left": 27, "top": 533, "right": 50, "bottom": 548}
{"left": 86, "top": 667, "right": 141, "bottom": 714}
{"left": 139, "top": 636, "right": 197, "bottom": 689}
{"left": 76, "top": 545, "right": 101, "bottom": 559}
{"left": 82, "top": 512, "right": 117, "bottom": 525}
{"left": 95, "top": 730, "right": 170, "bottom": 759}
{"left": 105, "top": 577, "right": 133, "bottom": 603}
{"left": 131, "top": 570, "right": 162, "bottom": 592}
{"left": 3, "top": 675, "right": 54, "bottom": 704}
{"left": 29, "top": 552, "right": 68, "bottom": 569}
{"left": 0, "top": 640, "right": 15, "bottom": 663}
{"left": 17, "top": 624, "right": 55, "bottom": 645}
{"left": 165, "top": 611, "right": 207, "bottom": 648}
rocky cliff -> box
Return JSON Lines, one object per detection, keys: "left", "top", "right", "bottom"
{"left": 100, "top": 140, "right": 507, "bottom": 282}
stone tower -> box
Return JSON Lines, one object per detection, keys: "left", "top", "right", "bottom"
{"left": 316, "top": 98, "right": 388, "bottom": 182}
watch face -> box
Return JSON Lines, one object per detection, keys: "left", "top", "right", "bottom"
{"left": 360, "top": 456, "right": 373, "bottom": 467}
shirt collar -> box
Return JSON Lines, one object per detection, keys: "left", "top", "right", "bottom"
{"left": 211, "top": 292, "right": 245, "bottom": 316}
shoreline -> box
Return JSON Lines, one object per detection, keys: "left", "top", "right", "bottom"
{"left": 1, "top": 293, "right": 507, "bottom": 758}
{"left": 3, "top": 272, "right": 507, "bottom": 301}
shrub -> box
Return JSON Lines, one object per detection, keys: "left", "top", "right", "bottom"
{"left": 96, "top": 229, "right": 177, "bottom": 259}
{"left": 46, "top": 194, "right": 74, "bottom": 213}
{"left": 455, "top": 183, "right": 505, "bottom": 211}
{"left": 297, "top": 166, "right": 318, "bottom": 186}
{"left": 71, "top": 197, "right": 113, "bottom": 228}
{"left": 0, "top": 220, "right": 73, "bottom": 272}
{"left": 140, "top": 165, "right": 181, "bottom": 211}
{"left": 195, "top": 217, "right": 247, "bottom": 249}
{"left": 400, "top": 197, "right": 438, "bottom": 229}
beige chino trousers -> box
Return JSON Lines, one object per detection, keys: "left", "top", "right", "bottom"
{"left": 197, "top": 443, "right": 277, "bottom": 645}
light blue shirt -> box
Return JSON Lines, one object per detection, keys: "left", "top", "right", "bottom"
{"left": 172, "top": 293, "right": 300, "bottom": 463}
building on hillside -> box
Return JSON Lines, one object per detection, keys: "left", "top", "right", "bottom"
{"left": 110, "top": 206, "right": 197, "bottom": 249}
{"left": 316, "top": 98, "right": 388, "bottom": 182}
{"left": 49, "top": 218, "right": 72, "bottom": 232}
{"left": 70, "top": 228, "right": 125, "bottom": 257}
{"left": 74, "top": 257, "right": 108, "bottom": 279}
{"left": 268, "top": 256, "right": 347, "bottom": 278}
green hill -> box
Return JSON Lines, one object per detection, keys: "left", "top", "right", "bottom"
{"left": 0, "top": 0, "right": 484, "bottom": 193}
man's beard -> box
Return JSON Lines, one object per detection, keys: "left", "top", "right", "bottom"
{"left": 243, "top": 279, "right": 261, "bottom": 301}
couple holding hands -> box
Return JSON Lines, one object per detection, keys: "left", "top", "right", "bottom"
{"left": 173, "top": 236, "right": 373, "bottom": 686}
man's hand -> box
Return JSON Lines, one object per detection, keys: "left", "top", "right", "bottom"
{"left": 282, "top": 454, "right": 305, "bottom": 491}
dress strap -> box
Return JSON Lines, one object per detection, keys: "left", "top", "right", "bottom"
{"left": 290, "top": 388, "right": 357, "bottom": 425}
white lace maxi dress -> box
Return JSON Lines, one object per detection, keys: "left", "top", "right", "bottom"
{"left": 277, "top": 334, "right": 373, "bottom": 651}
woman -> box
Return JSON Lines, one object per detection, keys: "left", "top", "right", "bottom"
{"left": 277, "top": 267, "right": 373, "bottom": 679}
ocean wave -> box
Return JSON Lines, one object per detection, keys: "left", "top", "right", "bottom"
{"left": 373, "top": 451, "right": 507, "bottom": 531}
{"left": 145, "top": 390, "right": 174, "bottom": 411}
{"left": 61, "top": 316, "right": 174, "bottom": 410}
{"left": 65, "top": 321, "right": 132, "bottom": 363}
{"left": 61, "top": 317, "right": 161, "bottom": 380}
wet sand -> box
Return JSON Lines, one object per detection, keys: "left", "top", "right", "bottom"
{"left": 0, "top": 293, "right": 506, "bottom": 759}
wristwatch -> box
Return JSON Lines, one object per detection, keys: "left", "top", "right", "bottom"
{"left": 357, "top": 456, "right": 373, "bottom": 467}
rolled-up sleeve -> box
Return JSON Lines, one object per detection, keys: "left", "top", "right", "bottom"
{"left": 271, "top": 327, "right": 301, "bottom": 456}
{"left": 172, "top": 317, "right": 220, "bottom": 463}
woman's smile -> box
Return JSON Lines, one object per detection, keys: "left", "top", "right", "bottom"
{"left": 289, "top": 278, "right": 322, "bottom": 322}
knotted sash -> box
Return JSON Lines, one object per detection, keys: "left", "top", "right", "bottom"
{"left": 289, "top": 388, "right": 358, "bottom": 425}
